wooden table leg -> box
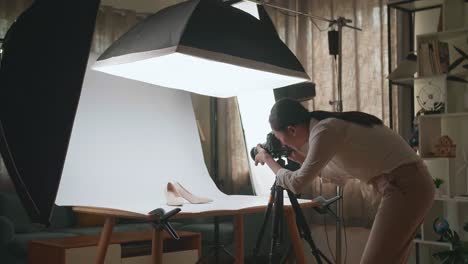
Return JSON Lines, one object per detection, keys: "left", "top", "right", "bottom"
{"left": 234, "top": 214, "right": 244, "bottom": 264}
{"left": 95, "top": 217, "right": 115, "bottom": 264}
{"left": 285, "top": 208, "right": 306, "bottom": 264}
{"left": 152, "top": 228, "right": 163, "bottom": 264}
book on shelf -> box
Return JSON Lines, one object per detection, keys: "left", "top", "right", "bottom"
{"left": 388, "top": 53, "right": 417, "bottom": 80}
{"left": 418, "top": 40, "right": 450, "bottom": 77}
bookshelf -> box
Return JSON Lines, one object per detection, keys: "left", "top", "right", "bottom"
{"left": 388, "top": 0, "right": 444, "bottom": 12}
{"left": 388, "top": 0, "right": 468, "bottom": 263}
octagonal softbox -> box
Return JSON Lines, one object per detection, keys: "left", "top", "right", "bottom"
{"left": 94, "top": 0, "right": 309, "bottom": 97}
{"left": 0, "top": 0, "right": 100, "bottom": 224}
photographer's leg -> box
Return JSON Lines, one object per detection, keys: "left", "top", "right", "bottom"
{"left": 361, "top": 162, "right": 434, "bottom": 264}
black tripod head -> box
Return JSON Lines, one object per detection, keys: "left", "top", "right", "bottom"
{"left": 148, "top": 208, "right": 181, "bottom": 240}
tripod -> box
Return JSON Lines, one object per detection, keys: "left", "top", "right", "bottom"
{"left": 252, "top": 180, "right": 334, "bottom": 264}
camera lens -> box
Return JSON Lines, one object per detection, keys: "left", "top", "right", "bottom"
{"left": 250, "top": 147, "right": 258, "bottom": 161}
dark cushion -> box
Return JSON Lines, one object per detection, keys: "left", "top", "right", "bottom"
{"left": 52, "top": 222, "right": 157, "bottom": 236}
{"left": 173, "top": 215, "right": 233, "bottom": 225}
{"left": 0, "top": 192, "right": 43, "bottom": 233}
{"left": 178, "top": 222, "right": 233, "bottom": 244}
{"left": 49, "top": 205, "right": 76, "bottom": 229}
{"left": 0, "top": 216, "right": 14, "bottom": 245}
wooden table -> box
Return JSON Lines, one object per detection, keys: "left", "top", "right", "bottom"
{"left": 29, "top": 230, "right": 201, "bottom": 264}
{"left": 73, "top": 200, "right": 318, "bottom": 264}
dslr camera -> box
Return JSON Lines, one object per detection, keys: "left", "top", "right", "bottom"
{"left": 250, "top": 132, "right": 293, "bottom": 160}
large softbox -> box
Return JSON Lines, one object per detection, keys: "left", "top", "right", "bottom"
{"left": 94, "top": 0, "right": 310, "bottom": 97}
{"left": 0, "top": 0, "right": 100, "bottom": 224}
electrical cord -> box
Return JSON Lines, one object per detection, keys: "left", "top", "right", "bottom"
{"left": 317, "top": 176, "right": 336, "bottom": 262}
{"left": 342, "top": 191, "right": 348, "bottom": 264}
{"left": 323, "top": 215, "right": 337, "bottom": 263}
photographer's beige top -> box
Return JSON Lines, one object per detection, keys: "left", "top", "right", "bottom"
{"left": 276, "top": 118, "right": 420, "bottom": 193}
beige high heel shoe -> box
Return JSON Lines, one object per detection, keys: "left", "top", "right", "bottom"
{"left": 165, "top": 182, "right": 185, "bottom": 206}
{"left": 174, "top": 182, "right": 213, "bottom": 204}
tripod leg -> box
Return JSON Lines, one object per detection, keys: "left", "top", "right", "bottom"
{"left": 253, "top": 185, "right": 276, "bottom": 257}
{"left": 284, "top": 208, "right": 306, "bottom": 264}
{"left": 270, "top": 186, "right": 284, "bottom": 264}
{"left": 287, "top": 191, "right": 333, "bottom": 264}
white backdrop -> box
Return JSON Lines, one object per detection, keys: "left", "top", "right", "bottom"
{"left": 56, "top": 55, "right": 279, "bottom": 215}
{"left": 237, "top": 91, "right": 277, "bottom": 196}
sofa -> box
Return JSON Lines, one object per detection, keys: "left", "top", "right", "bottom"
{"left": 0, "top": 191, "right": 275, "bottom": 264}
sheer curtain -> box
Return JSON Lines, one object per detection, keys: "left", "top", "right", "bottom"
{"left": 217, "top": 0, "right": 398, "bottom": 225}
{"left": 264, "top": 0, "right": 399, "bottom": 225}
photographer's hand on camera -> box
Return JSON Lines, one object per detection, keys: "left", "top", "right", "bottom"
{"left": 254, "top": 144, "right": 273, "bottom": 166}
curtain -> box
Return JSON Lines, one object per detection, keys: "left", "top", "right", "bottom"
{"left": 217, "top": 97, "right": 251, "bottom": 195}
{"left": 217, "top": 0, "right": 399, "bottom": 226}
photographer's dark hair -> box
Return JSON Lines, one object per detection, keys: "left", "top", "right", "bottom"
{"left": 269, "top": 98, "right": 383, "bottom": 131}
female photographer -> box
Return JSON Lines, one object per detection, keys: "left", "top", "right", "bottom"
{"left": 254, "top": 98, "right": 434, "bottom": 264}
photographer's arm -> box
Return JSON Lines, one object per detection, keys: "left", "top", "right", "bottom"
{"left": 254, "top": 145, "right": 283, "bottom": 174}
{"left": 275, "top": 121, "right": 346, "bottom": 194}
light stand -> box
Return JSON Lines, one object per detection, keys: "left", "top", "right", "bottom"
{"left": 327, "top": 17, "right": 361, "bottom": 264}
{"left": 242, "top": 2, "right": 361, "bottom": 263}
{"left": 196, "top": 97, "right": 234, "bottom": 264}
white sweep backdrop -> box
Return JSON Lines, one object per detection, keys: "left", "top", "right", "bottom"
{"left": 237, "top": 91, "right": 277, "bottom": 196}
{"left": 56, "top": 55, "right": 279, "bottom": 215}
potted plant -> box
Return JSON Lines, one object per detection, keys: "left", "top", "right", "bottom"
{"left": 432, "top": 221, "right": 468, "bottom": 263}
{"left": 433, "top": 177, "right": 445, "bottom": 196}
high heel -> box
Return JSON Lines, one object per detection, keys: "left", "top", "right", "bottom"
{"left": 165, "top": 182, "right": 185, "bottom": 206}
{"left": 174, "top": 182, "right": 213, "bottom": 204}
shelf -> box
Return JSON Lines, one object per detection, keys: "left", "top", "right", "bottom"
{"left": 388, "top": 0, "right": 443, "bottom": 12}
{"left": 421, "top": 156, "right": 455, "bottom": 160}
{"left": 389, "top": 0, "right": 468, "bottom": 12}
{"left": 413, "top": 238, "right": 452, "bottom": 248}
{"left": 417, "top": 28, "right": 468, "bottom": 41}
{"left": 391, "top": 77, "right": 414, "bottom": 86}
{"left": 434, "top": 195, "right": 468, "bottom": 202}
{"left": 390, "top": 1, "right": 468, "bottom": 258}
{"left": 454, "top": 195, "right": 468, "bottom": 202}
{"left": 391, "top": 72, "right": 468, "bottom": 87}
{"left": 419, "top": 112, "right": 468, "bottom": 119}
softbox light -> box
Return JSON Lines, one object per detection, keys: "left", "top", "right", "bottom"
{"left": 274, "top": 81, "right": 316, "bottom": 102}
{"left": 93, "top": 0, "right": 310, "bottom": 98}
{"left": 0, "top": 0, "right": 100, "bottom": 224}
